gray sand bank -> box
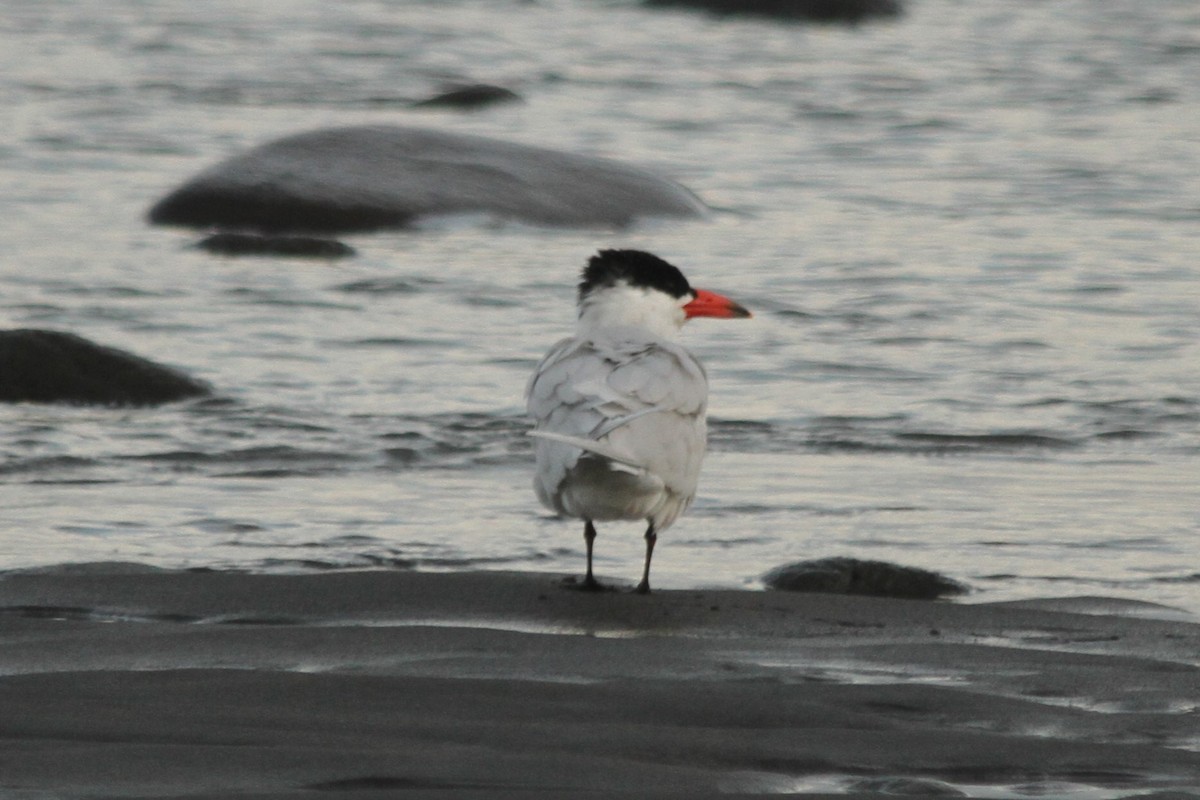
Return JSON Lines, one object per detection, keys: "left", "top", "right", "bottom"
{"left": 0, "top": 566, "right": 1197, "bottom": 798}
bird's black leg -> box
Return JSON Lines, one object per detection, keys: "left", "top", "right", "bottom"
{"left": 635, "top": 523, "right": 657, "bottom": 594}
{"left": 581, "top": 520, "right": 602, "bottom": 591}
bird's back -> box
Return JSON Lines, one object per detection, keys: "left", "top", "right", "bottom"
{"left": 526, "top": 327, "right": 709, "bottom": 530}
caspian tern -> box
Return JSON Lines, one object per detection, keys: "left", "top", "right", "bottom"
{"left": 526, "top": 249, "right": 751, "bottom": 593}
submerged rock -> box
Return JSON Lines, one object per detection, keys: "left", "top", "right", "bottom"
{"left": 643, "top": 0, "right": 901, "bottom": 23}
{"left": 0, "top": 329, "right": 211, "bottom": 406}
{"left": 147, "top": 125, "right": 708, "bottom": 233}
{"left": 409, "top": 84, "right": 522, "bottom": 110}
{"left": 194, "top": 232, "right": 356, "bottom": 259}
{"left": 763, "top": 557, "right": 968, "bottom": 600}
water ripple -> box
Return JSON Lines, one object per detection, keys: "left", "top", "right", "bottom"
{"left": 5, "top": 394, "right": 1197, "bottom": 486}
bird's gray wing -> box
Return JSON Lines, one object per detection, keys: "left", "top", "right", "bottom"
{"left": 526, "top": 430, "right": 644, "bottom": 469}
{"left": 526, "top": 334, "right": 709, "bottom": 502}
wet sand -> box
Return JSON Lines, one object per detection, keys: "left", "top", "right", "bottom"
{"left": 1, "top": 565, "right": 1197, "bottom": 798}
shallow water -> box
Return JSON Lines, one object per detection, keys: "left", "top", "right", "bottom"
{"left": 2, "top": 0, "right": 1198, "bottom": 611}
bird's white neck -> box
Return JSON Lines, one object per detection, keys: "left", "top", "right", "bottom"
{"left": 576, "top": 282, "right": 688, "bottom": 341}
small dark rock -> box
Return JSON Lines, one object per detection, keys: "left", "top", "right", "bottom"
{"left": 643, "top": 0, "right": 901, "bottom": 23}
{"left": 409, "top": 84, "right": 523, "bottom": 110}
{"left": 763, "top": 557, "right": 969, "bottom": 600}
{"left": 0, "top": 329, "right": 211, "bottom": 406}
{"left": 194, "top": 232, "right": 356, "bottom": 259}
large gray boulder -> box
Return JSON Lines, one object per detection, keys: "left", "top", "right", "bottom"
{"left": 147, "top": 125, "right": 708, "bottom": 233}
{"left": 0, "top": 329, "right": 211, "bottom": 406}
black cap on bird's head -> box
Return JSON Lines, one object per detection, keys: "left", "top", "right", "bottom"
{"left": 578, "top": 249, "right": 693, "bottom": 305}
{"left": 575, "top": 249, "right": 751, "bottom": 327}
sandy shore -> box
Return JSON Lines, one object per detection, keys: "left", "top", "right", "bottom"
{"left": 0, "top": 564, "right": 1197, "bottom": 798}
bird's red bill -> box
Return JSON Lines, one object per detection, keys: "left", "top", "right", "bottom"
{"left": 683, "top": 289, "right": 752, "bottom": 320}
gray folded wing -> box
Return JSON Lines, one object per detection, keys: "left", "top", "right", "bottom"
{"left": 526, "top": 334, "right": 709, "bottom": 506}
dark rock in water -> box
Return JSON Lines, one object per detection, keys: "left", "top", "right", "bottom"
{"left": 194, "top": 232, "right": 356, "bottom": 259}
{"left": 763, "top": 557, "right": 968, "bottom": 600}
{"left": 147, "top": 125, "right": 708, "bottom": 233}
{"left": 0, "top": 329, "right": 211, "bottom": 406}
{"left": 409, "top": 84, "right": 523, "bottom": 110}
{"left": 643, "top": 0, "right": 901, "bottom": 23}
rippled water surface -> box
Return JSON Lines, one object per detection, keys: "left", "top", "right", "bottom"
{"left": 2, "top": 0, "right": 1198, "bottom": 610}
